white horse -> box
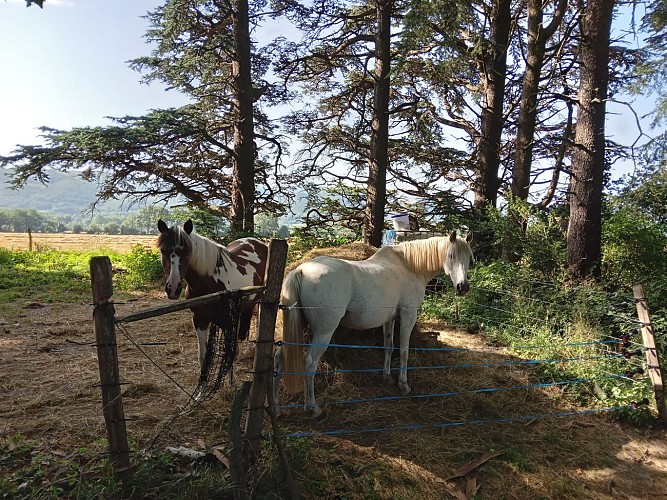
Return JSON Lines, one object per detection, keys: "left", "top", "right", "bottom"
{"left": 273, "top": 232, "right": 474, "bottom": 419}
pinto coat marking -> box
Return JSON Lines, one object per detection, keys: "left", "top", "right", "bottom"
{"left": 157, "top": 219, "right": 268, "bottom": 367}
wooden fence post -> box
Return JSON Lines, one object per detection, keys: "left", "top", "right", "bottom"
{"left": 90, "top": 256, "right": 131, "bottom": 471}
{"left": 229, "top": 381, "right": 252, "bottom": 500}
{"left": 632, "top": 284, "right": 667, "bottom": 424}
{"left": 244, "top": 239, "right": 288, "bottom": 464}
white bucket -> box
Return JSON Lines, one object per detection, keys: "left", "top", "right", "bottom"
{"left": 391, "top": 213, "right": 410, "bottom": 231}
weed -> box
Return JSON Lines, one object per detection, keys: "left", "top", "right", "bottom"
{"left": 504, "top": 446, "right": 534, "bottom": 473}
{"left": 0, "top": 435, "right": 234, "bottom": 500}
{"left": 113, "top": 245, "right": 163, "bottom": 291}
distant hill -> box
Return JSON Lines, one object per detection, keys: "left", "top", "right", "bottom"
{"left": 0, "top": 168, "right": 307, "bottom": 222}
{"left": 0, "top": 169, "right": 114, "bottom": 216}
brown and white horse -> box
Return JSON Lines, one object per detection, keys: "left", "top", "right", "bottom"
{"left": 156, "top": 219, "right": 268, "bottom": 367}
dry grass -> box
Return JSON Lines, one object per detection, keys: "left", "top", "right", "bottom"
{"left": 0, "top": 232, "right": 156, "bottom": 252}
{"left": 270, "top": 322, "right": 667, "bottom": 499}
{"left": 2, "top": 296, "right": 666, "bottom": 499}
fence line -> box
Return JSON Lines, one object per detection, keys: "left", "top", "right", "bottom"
{"left": 272, "top": 376, "right": 635, "bottom": 410}
{"left": 269, "top": 285, "right": 654, "bottom": 437}
{"left": 89, "top": 240, "right": 289, "bottom": 483}
{"left": 274, "top": 355, "right": 617, "bottom": 378}
{"left": 276, "top": 338, "right": 621, "bottom": 353}
{"left": 91, "top": 239, "right": 664, "bottom": 481}
{"left": 279, "top": 403, "right": 645, "bottom": 439}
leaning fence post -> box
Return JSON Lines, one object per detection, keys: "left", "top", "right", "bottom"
{"left": 632, "top": 284, "right": 667, "bottom": 424}
{"left": 90, "top": 256, "right": 131, "bottom": 471}
{"left": 244, "top": 239, "right": 288, "bottom": 464}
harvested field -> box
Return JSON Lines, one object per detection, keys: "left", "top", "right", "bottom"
{"left": 0, "top": 232, "right": 156, "bottom": 252}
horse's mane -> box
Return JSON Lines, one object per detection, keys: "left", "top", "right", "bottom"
{"left": 385, "top": 236, "right": 472, "bottom": 275}
{"left": 157, "top": 225, "right": 227, "bottom": 275}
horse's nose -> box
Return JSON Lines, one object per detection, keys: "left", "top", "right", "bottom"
{"left": 165, "top": 281, "right": 183, "bottom": 300}
{"left": 456, "top": 281, "right": 469, "bottom": 296}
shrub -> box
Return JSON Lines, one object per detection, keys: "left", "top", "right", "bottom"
{"left": 114, "top": 245, "right": 163, "bottom": 290}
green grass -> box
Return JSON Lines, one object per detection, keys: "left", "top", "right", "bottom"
{"left": 0, "top": 434, "right": 235, "bottom": 499}
{"left": 0, "top": 246, "right": 163, "bottom": 311}
{"left": 420, "top": 262, "right": 656, "bottom": 422}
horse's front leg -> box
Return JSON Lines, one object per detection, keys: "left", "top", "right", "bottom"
{"left": 382, "top": 320, "right": 395, "bottom": 385}
{"left": 195, "top": 326, "right": 208, "bottom": 368}
{"left": 192, "top": 325, "right": 209, "bottom": 401}
{"left": 397, "top": 313, "right": 418, "bottom": 396}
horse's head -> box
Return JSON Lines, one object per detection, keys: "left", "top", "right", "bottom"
{"left": 443, "top": 231, "right": 474, "bottom": 296}
{"left": 156, "top": 219, "right": 194, "bottom": 300}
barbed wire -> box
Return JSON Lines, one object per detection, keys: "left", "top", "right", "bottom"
{"left": 115, "top": 321, "right": 227, "bottom": 450}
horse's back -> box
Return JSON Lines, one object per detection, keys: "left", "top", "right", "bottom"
{"left": 227, "top": 237, "right": 268, "bottom": 265}
{"left": 292, "top": 254, "right": 419, "bottom": 330}
{"left": 297, "top": 256, "right": 357, "bottom": 296}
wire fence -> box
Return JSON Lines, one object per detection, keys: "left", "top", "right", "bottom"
{"left": 269, "top": 282, "right": 654, "bottom": 437}
{"left": 103, "top": 274, "right": 655, "bottom": 443}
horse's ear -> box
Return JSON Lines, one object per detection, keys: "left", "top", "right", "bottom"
{"left": 449, "top": 231, "right": 457, "bottom": 243}
{"left": 184, "top": 219, "right": 194, "bottom": 234}
{"left": 466, "top": 232, "right": 473, "bottom": 243}
{"left": 158, "top": 219, "right": 168, "bottom": 234}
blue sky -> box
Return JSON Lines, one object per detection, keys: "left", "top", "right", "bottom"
{"left": 0, "top": 0, "right": 659, "bottom": 183}
{"left": 0, "top": 0, "right": 190, "bottom": 156}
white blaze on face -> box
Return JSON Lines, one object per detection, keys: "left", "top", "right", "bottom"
{"left": 166, "top": 251, "right": 182, "bottom": 299}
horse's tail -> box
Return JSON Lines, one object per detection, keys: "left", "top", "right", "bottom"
{"left": 281, "top": 269, "right": 305, "bottom": 394}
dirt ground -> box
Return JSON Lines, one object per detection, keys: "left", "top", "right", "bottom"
{"left": 1, "top": 295, "right": 666, "bottom": 499}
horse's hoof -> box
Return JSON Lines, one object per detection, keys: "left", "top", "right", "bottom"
{"left": 382, "top": 374, "right": 393, "bottom": 385}
{"left": 399, "top": 384, "right": 411, "bottom": 396}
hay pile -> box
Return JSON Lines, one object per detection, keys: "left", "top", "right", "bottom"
{"left": 285, "top": 241, "right": 377, "bottom": 274}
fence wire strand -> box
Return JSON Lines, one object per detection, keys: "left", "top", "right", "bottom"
{"left": 279, "top": 404, "right": 634, "bottom": 439}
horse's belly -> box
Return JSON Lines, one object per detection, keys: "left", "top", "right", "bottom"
{"left": 339, "top": 308, "right": 396, "bottom": 330}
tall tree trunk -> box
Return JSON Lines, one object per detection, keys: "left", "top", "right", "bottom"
{"left": 567, "top": 0, "right": 615, "bottom": 279}
{"left": 512, "top": 0, "right": 567, "bottom": 200}
{"left": 505, "top": 0, "right": 567, "bottom": 262}
{"left": 472, "top": 0, "right": 511, "bottom": 258}
{"left": 365, "top": 0, "right": 391, "bottom": 247}
{"left": 230, "top": 0, "right": 255, "bottom": 235}
{"left": 474, "top": 0, "right": 511, "bottom": 211}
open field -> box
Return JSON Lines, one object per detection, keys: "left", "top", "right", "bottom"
{"left": 0, "top": 232, "right": 156, "bottom": 252}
